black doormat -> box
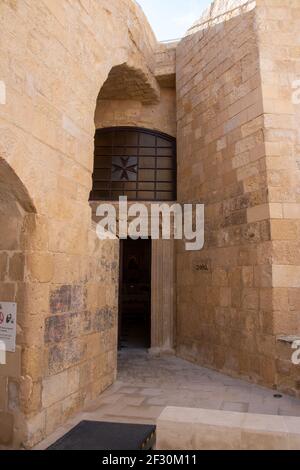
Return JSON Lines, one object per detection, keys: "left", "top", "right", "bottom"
{"left": 47, "top": 421, "right": 156, "bottom": 450}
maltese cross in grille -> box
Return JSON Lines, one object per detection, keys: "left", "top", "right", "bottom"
{"left": 112, "top": 156, "right": 138, "bottom": 182}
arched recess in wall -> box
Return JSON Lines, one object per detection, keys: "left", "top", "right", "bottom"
{"left": 94, "top": 61, "right": 176, "bottom": 145}
{"left": 0, "top": 157, "right": 36, "bottom": 447}
{"left": 98, "top": 63, "right": 160, "bottom": 105}
{"left": 92, "top": 59, "right": 177, "bottom": 202}
{"left": 90, "top": 127, "right": 177, "bottom": 201}
{"left": 89, "top": 57, "right": 176, "bottom": 359}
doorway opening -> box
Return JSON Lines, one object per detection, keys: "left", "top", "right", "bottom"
{"left": 119, "top": 239, "right": 151, "bottom": 350}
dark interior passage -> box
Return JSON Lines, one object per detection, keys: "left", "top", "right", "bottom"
{"left": 119, "top": 239, "right": 151, "bottom": 349}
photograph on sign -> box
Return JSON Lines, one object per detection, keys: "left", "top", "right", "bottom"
{"left": 0, "top": 302, "right": 17, "bottom": 353}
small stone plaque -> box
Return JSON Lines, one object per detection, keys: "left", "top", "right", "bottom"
{"left": 192, "top": 259, "right": 211, "bottom": 273}
{"left": 0, "top": 302, "right": 17, "bottom": 353}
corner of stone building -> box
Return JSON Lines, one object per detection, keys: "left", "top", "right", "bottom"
{"left": 174, "top": 0, "right": 288, "bottom": 391}
{"left": 254, "top": 0, "right": 300, "bottom": 398}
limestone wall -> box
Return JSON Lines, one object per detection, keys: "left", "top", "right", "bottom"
{"left": 0, "top": 0, "right": 160, "bottom": 448}
{"left": 1, "top": 0, "right": 299, "bottom": 450}
{"left": 176, "top": 0, "right": 275, "bottom": 386}
{"left": 255, "top": 0, "right": 300, "bottom": 396}
{"left": 94, "top": 41, "right": 177, "bottom": 137}
{"left": 0, "top": 160, "right": 36, "bottom": 447}
{"left": 176, "top": 0, "right": 300, "bottom": 396}
{"left": 95, "top": 88, "right": 176, "bottom": 137}
{"left": 155, "top": 42, "right": 177, "bottom": 88}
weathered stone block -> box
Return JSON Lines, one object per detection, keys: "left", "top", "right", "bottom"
{"left": 0, "top": 412, "right": 14, "bottom": 445}
{"left": 45, "top": 402, "right": 62, "bottom": 437}
{"left": 24, "top": 411, "right": 46, "bottom": 449}
{"left": 0, "top": 252, "right": 8, "bottom": 281}
{"left": 93, "top": 307, "right": 116, "bottom": 333}
{"left": 16, "top": 283, "right": 49, "bottom": 316}
{"left": 0, "top": 348, "right": 21, "bottom": 378}
{"left": 8, "top": 253, "right": 24, "bottom": 281}
{"left": 50, "top": 285, "right": 71, "bottom": 314}
{"left": 0, "top": 377, "right": 7, "bottom": 410}
{"left": 45, "top": 315, "right": 67, "bottom": 344}
{"left": 26, "top": 253, "right": 54, "bottom": 283}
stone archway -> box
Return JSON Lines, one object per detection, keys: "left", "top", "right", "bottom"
{"left": 0, "top": 157, "right": 36, "bottom": 448}
{"left": 98, "top": 62, "right": 160, "bottom": 105}
{"left": 91, "top": 46, "right": 177, "bottom": 357}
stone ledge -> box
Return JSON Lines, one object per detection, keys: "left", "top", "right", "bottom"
{"left": 156, "top": 407, "right": 300, "bottom": 450}
{"left": 186, "top": 0, "right": 256, "bottom": 36}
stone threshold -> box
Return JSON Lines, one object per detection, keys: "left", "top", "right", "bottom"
{"left": 156, "top": 406, "right": 300, "bottom": 450}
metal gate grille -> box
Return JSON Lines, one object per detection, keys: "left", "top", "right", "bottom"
{"left": 90, "top": 127, "right": 177, "bottom": 201}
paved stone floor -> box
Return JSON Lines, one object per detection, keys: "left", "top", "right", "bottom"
{"left": 36, "top": 349, "right": 300, "bottom": 449}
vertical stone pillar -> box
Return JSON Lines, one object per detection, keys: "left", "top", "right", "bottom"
{"left": 150, "top": 239, "right": 176, "bottom": 355}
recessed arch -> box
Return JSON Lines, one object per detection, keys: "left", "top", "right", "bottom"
{"left": 0, "top": 156, "right": 36, "bottom": 447}
{"left": 98, "top": 62, "right": 160, "bottom": 105}
{"left": 0, "top": 157, "right": 36, "bottom": 215}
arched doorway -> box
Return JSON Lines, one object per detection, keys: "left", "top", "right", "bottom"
{"left": 0, "top": 158, "right": 35, "bottom": 447}
{"left": 119, "top": 238, "right": 152, "bottom": 349}
{"left": 90, "top": 127, "right": 177, "bottom": 354}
